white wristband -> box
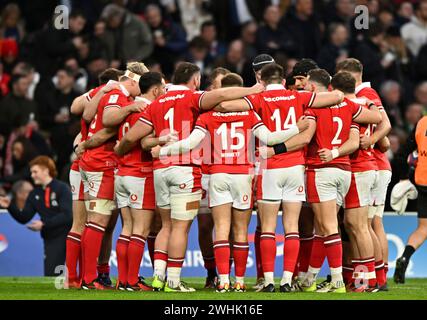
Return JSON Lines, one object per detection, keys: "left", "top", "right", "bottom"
{"left": 331, "top": 149, "right": 340, "bottom": 159}
{"left": 159, "top": 147, "right": 168, "bottom": 157}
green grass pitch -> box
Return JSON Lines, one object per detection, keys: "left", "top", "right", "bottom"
{"left": 1, "top": 277, "right": 427, "bottom": 300}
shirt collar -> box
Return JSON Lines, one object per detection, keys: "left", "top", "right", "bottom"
{"left": 135, "top": 96, "right": 152, "bottom": 105}
{"left": 355, "top": 82, "right": 371, "bottom": 95}
{"left": 266, "top": 84, "right": 285, "bottom": 91}
{"left": 119, "top": 84, "right": 130, "bottom": 97}
{"left": 167, "top": 85, "right": 191, "bottom": 91}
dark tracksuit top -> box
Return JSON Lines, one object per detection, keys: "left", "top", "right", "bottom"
{"left": 7, "top": 179, "right": 73, "bottom": 276}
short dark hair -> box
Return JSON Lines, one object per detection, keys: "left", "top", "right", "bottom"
{"left": 307, "top": 69, "right": 331, "bottom": 88}
{"left": 208, "top": 67, "right": 231, "bottom": 83}
{"left": 189, "top": 36, "right": 208, "bottom": 51}
{"left": 172, "top": 62, "right": 200, "bottom": 85}
{"left": 260, "top": 63, "right": 284, "bottom": 84}
{"left": 139, "top": 71, "right": 163, "bottom": 94}
{"left": 221, "top": 73, "right": 244, "bottom": 87}
{"left": 331, "top": 71, "right": 356, "bottom": 94}
{"left": 57, "top": 66, "right": 75, "bottom": 78}
{"left": 292, "top": 59, "right": 318, "bottom": 77}
{"left": 9, "top": 73, "right": 26, "bottom": 90}
{"left": 252, "top": 54, "right": 275, "bottom": 72}
{"left": 70, "top": 9, "right": 86, "bottom": 20}
{"left": 415, "top": 0, "right": 427, "bottom": 11}
{"left": 201, "top": 20, "right": 215, "bottom": 32}
{"left": 367, "top": 22, "right": 384, "bottom": 39}
{"left": 98, "top": 68, "right": 124, "bottom": 85}
{"left": 335, "top": 58, "right": 363, "bottom": 74}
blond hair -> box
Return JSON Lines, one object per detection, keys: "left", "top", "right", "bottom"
{"left": 126, "top": 61, "right": 149, "bottom": 76}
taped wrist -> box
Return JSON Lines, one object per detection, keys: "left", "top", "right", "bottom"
{"left": 331, "top": 149, "right": 340, "bottom": 159}
{"left": 273, "top": 143, "right": 287, "bottom": 155}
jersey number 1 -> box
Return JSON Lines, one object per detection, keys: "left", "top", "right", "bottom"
{"left": 164, "top": 108, "right": 174, "bottom": 132}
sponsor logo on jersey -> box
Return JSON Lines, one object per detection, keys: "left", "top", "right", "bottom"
{"left": 263, "top": 95, "right": 296, "bottom": 102}
{"left": 159, "top": 94, "right": 185, "bottom": 103}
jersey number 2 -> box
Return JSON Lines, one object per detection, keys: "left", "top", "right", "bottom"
{"left": 332, "top": 116, "right": 343, "bottom": 145}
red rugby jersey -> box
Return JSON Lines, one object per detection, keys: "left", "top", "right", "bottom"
{"left": 348, "top": 97, "right": 378, "bottom": 172}
{"left": 80, "top": 86, "right": 132, "bottom": 171}
{"left": 139, "top": 85, "right": 205, "bottom": 170}
{"left": 355, "top": 82, "right": 391, "bottom": 171}
{"left": 305, "top": 97, "right": 362, "bottom": 171}
{"left": 244, "top": 84, "right": 315, "bottom": 169}
{"left": 195, "top": 110, "right": 263, "bottom": 174}
{"left": 116, "top": 97, "right": 153, "bottom": 177}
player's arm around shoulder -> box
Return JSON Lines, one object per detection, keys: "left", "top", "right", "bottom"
{"left": 115, "top": 119, "right": 153, "bottom": 156}
{"left": 287, "top": 116, "right": 317, "bottom": 149}
{"left": 70, "top": 95, "right": 86, "bottom": 116}
{"left": 353, "top": 100, "right": 382, "bottom": 125}
{"left": 260, "top": 116, "right": 316, "bottom": 158}
{"left": 200, "top": 83, "right": 264, "bottom": 111}
{"left": 141, "top": 132, "right": 179, "bottom": 151}
{"left": 79, "top": 127, "right": 118, "bottom": 154}
{"left": 103, "top": 100, "right": 146, "bottom": 128}
{"left": 81, "top": 83, "right": 120, "bottom": 122}
{"left": 309, "top": 90, "right": 344, "bottom": 108}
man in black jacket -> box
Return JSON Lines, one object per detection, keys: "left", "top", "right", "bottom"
{"left": 0, "top": 156, "right": 72, "bottom": 276}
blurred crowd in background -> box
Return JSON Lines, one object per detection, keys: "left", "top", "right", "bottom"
{"left": 0, "top": 0, "right": 426, "bottom": 210}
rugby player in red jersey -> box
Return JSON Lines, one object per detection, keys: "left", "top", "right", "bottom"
{"left": 79, "top": 62, "right": 149, "bottom": 289}
{"left": 114, "top": 72, "right": 167, "bottom": 291}
{"left": 331, "top": 71, "right": 383, "bottom": 292}
{"left": 336, "top": 59, "right": 392, "bottom": 290}
{"left": 217, "top": 63, "right": 344, "bottom": 292}
{"left": 116, "top": 62, "right": 265, "bottom": 292}
{"left": 66, "top": 68, "right": 123, "bottom": 288}
{"left": 198, "top": 67, "right": 231, "bottom": 288}
{"left": 289, "top": 59, "right": 320, "bottom": 287}
{"left": 251, "top": 54, "right": 276, "bottom": 291}
{"left": 152, "top": 72, "right": 307, "bottom": 292}
{"left": 263, "top": 70, "right": 381, "bottom": 293}
{"left": 300, "top": 70, "right": 380, "bottom": 292}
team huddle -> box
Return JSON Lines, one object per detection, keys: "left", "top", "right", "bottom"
{"left": 66, "top": 54, "right": 392, "bottom": 294}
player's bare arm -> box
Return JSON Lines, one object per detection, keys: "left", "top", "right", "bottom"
{"left": 200, "top": 83, "right": 264, "bottom": 110}
{"left": 73, "top": 132, "right": 82, "bottom": 148}
{"left": 102, "top": 101, "right": 146, "bottom": 128}
{"left": 353, "top": 102, "right": 382, "bottom": 125}
{"left": 70, "top": 95, "right": 86, "bottom": 116}
{"left": 81, "top": 83, "right": 120, "bottom": 122}
{"left": 259, "top": 119, "right": 316, "bottom": 159}
{"left": 213, "top": 99, "right": 251, "bottom": 112}
{"left": 155, "top": 129, "right": 206, "bottom": 157}
{"left": 115, "top": 120, "right": 153, "bottom": 156}
{"left": 140, "top": 132, "right": 179, "bottom": 151}
{"left": 360, "top": 108, "right": 392, "bottom": 150}
{"left": 309, "top": 90, "right": 345, "bottom": 108}
{"left": 318, "top": 127, "right": 360, "bottom": 162}
{"left": 283, "top": 119, "right": 316, "bottom": 152}
{"left": 254, "top": 116, "right": 310, "bottom": 146}
{"left": 376, "top": 136, "right": 391, "bottom": 153}
{"left": 75, "top": 127, "right": 118, "bottom": 157}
